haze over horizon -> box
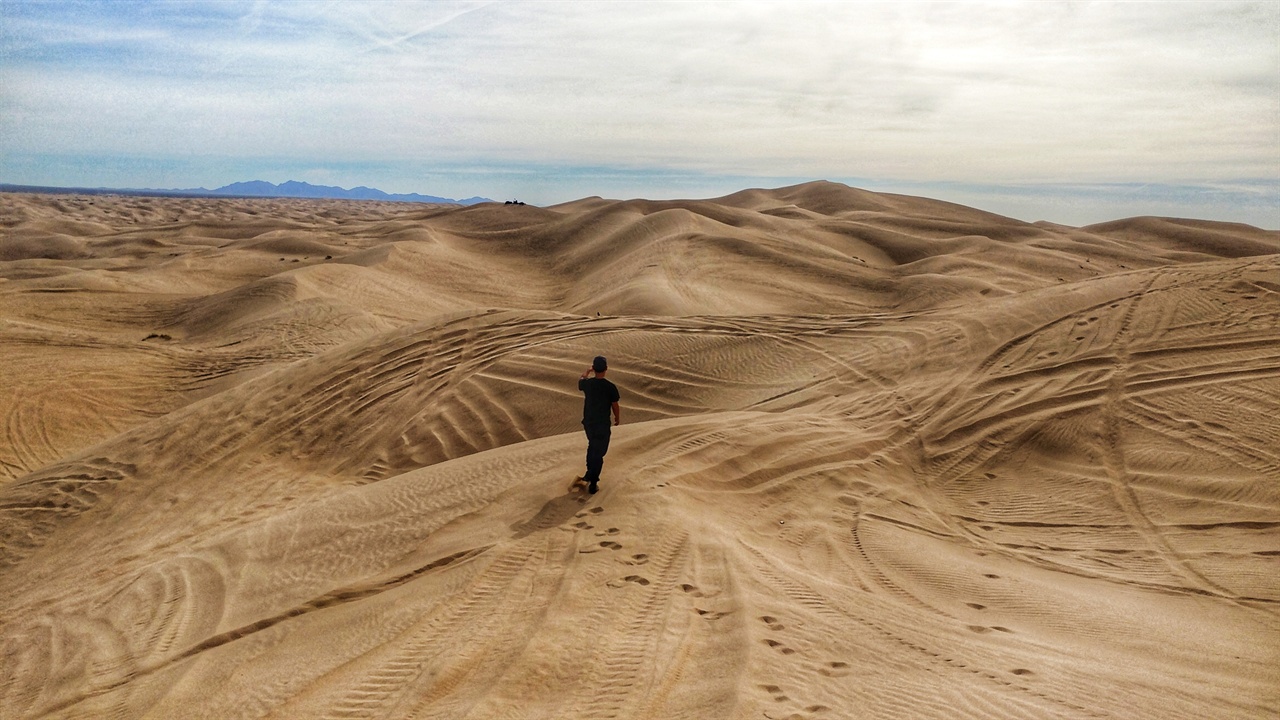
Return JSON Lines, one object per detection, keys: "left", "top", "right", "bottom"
{"left": 2, "top": 0, "right": 1278, "bottom": 227}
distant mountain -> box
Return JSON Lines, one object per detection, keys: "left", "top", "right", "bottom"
{"left": 203, "top": 180, "right": 491, "bottom": 205}
{"left": 0, "top": 180, "right": 492, "bottom": 205}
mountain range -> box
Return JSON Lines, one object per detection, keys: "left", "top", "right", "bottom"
{"left": 192, "top": 180, "right": 491, "bottom": 204}
{"left": 0, "top": 180, "right": 492, "bottom": 205}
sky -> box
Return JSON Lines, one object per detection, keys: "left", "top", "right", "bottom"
{"left": 1, "top": 0, "right": 1277, "bottom": 227}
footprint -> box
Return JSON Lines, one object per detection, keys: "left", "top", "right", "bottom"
{"left": 680, "top": 583, "right": 704, "bottom": 597}
{"left": 983, "top": 574, "right": 1000, "bottom": 579}
{"left": 758, "top": 684, "right": 788, "bottom": 701}
{"left": 589, "top": 507, "right": 604, "bottom": 514}
{"left": 992, "top": 626, "right": 1014, "bottom": 633}
{"left": 819, "top": 660, "right": 851, "bottom": 677}
{"left": 600, "top": 541, "right": 622, "bottom": 550}
{"left": 572, "top": 522, "right": 591, "bottom": 529}
{"left": 967, "top": 625, "right": 992, "bottom": 634}
{"left": 1011, "top": 668, "right": 1034, "bottom": 676}
{"left": 763, "top": 639, "right": 796, "bottom": 655}
{"left": 966, "top": 603, "right": 987, "bottom": 610}
{"left": 759, "top": 615, "right": 785, "bottom": 631}
{"left": 624, "top": 575, "right": 650, "bottom": 586}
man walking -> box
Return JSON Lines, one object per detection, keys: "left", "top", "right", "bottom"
{"left": 577, "top": 356, "right": 620, "bottom": 494}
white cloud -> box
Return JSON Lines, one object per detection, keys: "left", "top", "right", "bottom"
{"left": 1, "top": 0, "right": 1276, "bottom": 215}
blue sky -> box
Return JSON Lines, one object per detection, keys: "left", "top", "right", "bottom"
{"left": 2, "top": 1, "right": 1277, "bottom": 226}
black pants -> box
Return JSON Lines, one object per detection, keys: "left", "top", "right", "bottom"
{"left": 583, "top": 422, "right": 612, "bottom": 483}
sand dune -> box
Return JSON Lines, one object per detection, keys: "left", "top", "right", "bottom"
{"left": 1, "top": 182, "right": 1277, "bottom": 719}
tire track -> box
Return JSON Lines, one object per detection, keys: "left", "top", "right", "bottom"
{"left": 37, "top": 546, "right": 492, "bottom": 718}
{"left": 848, "top": 512, "right": 961, "bottom": 620}
{"left": 1126, "top": 398, "right": 1280, "bottom": 481}
{"left": 737, "top": 542, "right": 1108, "bottom": 719}
{"left": 573, "top": 531, "right": 691, "bottom": 720}
{"left": 315, "top": 544, "right": 536, "bottom": 720}
{"left": 1095, "top": 276, "right": 1244, "bottom": 604}
{"left": 636, "top": 541, "right": 748, "bottom": 720}
{"left": 404, "top": 535, "right": 575, "bottom": 720}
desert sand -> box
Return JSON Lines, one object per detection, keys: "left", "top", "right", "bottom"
{"left": 1, "top": 181, "right": 1277, "bottom": 719}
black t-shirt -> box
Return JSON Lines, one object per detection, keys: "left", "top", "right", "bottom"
{"left": 579, "top": 377, "right": 620, "bottom": 427}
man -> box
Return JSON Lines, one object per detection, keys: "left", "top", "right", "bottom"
{"left": 577, "top": 355, "right": 621, "bottom": 494}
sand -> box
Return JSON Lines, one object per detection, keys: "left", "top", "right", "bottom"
{"left": 1, "top": 181, "right": 1277, "bottom": 719}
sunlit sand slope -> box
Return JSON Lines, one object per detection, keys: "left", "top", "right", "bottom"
{"left": 1, "top": 184, "right": 1277, "bottom": 719}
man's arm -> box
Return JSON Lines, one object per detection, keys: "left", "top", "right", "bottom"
{"left": 611, "top": 401, "right": 621, "bottom": 426}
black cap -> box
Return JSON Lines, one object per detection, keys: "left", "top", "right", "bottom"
{"left": 592, "top": 356, "right": 608, "bottom": 372}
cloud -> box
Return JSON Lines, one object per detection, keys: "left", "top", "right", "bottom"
{"left": 1, "top": 0, "right": 1276, "bottom": 219}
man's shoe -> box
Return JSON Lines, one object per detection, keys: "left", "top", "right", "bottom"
{"left": 588, "top": 479, "right": 599, "bottom": 494}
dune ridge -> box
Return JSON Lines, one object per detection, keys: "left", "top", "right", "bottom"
{"left": 1, "top": 182, "right": 1277, "bottom": 719}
